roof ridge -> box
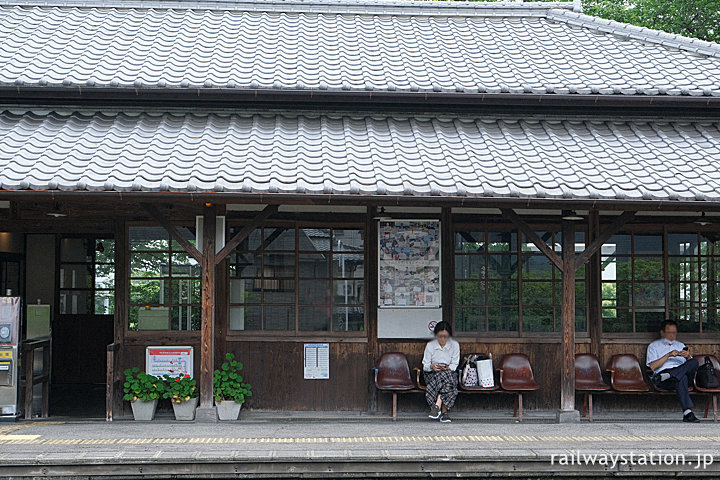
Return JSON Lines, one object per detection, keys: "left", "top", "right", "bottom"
{"left": 0, "top": 0, "right": 577, "bottom": 16}
{"left": 547, "top": 9, "right": 720, "bottom": 59}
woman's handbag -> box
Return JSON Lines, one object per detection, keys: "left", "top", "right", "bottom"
{"left": 463, "top": 366, "right": 479, "bottom": 387}
{"left": 476, "top": 358, "right": 495, "bottom": 388}
{"left": 696, "top": 357, "right": 719, "bottom": 388}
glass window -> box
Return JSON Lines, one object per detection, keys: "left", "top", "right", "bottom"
{"left": 229, "top": 225, "right": 365, "bottom": 333}
{"left": 453, "top": 228, "right": 587, "bottom": 334}
{"left": 128, "top": 226, "right": 199, "bottom": 331}
{"left": 59, "top": 237, "right": 115, "bottom": 315}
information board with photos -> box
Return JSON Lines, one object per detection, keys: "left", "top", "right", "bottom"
{"left": 378, "top": 220, "right": 441, "bottom": 308}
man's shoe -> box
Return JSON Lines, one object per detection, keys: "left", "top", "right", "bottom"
{"left": 439, "top": 412, "right": 451, "bottom": 423}
{"left": 683, "top": 412, "right": 700, "bottom": 423}
{"left": 428, "top": 404, "right": 441, "bottom": 419}
{"left": 650, "top": 372, "right": 662, "bottom": 386}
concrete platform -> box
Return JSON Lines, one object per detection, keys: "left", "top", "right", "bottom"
{"left": 0, "top": 413, "right": 719, "bottom": 479}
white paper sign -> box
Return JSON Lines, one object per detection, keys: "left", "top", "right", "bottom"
{"left": 146, "top": 346, "right": 194, "bottom": 378}
{"left": 304, "top": 343, "right": 330, "bottom": 380}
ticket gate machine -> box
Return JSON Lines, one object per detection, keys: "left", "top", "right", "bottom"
{"left": 0, "top": 297, "right": 20, "bottom": 417}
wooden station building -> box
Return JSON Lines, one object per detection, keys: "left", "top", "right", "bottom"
{"left": 0, "top": 0, "right": 719, "bottom": 420}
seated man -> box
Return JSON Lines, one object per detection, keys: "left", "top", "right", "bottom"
{"left": 646, "top": 320, "right": 700, "bottom": 423}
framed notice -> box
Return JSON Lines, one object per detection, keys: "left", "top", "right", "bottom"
{"left": 378, "top": 220, "right": 441, "bottom": 308}
{"left": 146, "top": 346, "right": 194, "bottom": 378}
{"left": 304, "top": 343, "right": 330, "bottom": 380}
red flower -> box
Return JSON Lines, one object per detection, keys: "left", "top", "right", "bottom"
{"left": 184, "top": 374, "right": 190, "bottom": 378}
{"left": 174, "top": 378, "right": 180, "bottom": 382}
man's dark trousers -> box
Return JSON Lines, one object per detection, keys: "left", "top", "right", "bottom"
{"left": 657, "top": 357, "right": 699, "bottom": 410}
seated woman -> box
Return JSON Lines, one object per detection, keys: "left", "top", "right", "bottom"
{"left": 422, "top": 321, "right": 460, "bottom": 423}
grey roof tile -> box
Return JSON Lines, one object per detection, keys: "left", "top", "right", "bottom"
{"left": 0, "top": 2, "right": 718, "bottom": 96}
{"left": 1, "top": 109, "right": 719, "bottom": 202}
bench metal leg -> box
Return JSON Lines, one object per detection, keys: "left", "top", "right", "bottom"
{"left": 588, "top": 393, "right": 593, "bottom": 422}
{"left": 518, "top": 393, "right": 523, "bottom": 422}
{"left": 392, "top": 393, "right": 397, "bottom": 421}
{"left": 513, "top": 395, "right": 518, "bottom": 418}
{"left": 714, "top": 394, "right": 718, "bottom": 422}
{"left": 704, "top": 396, "right": 710, "bottom": 419}
{"left": 581, "top": 393, "right": 588, "bottom": 418}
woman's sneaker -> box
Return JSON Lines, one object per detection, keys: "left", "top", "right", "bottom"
{"left": 440, "top": 412, "right": 451, "bottom": 423}
{"left": 428, "top": 404, "right": 441, "bottom": 419}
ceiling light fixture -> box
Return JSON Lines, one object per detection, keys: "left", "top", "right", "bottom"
{"left": 561, "top": 210, "right": 583, "bottom": 221}
{"left": 46, "top": 202, "right": 67, "bottom": 218}
{"left": 694, "top": 212, "right": 712, "bottom": 226}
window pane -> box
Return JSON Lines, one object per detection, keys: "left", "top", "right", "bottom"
{"left": 230, "top": 227, "right": 262, "bottom": 251}
{"left": 299, "top": 280, "right": 331, "bottom": 305}
{"left": 263, "top": 305, "right": 294, "bottom": 330}
{"left": 171, "top": 252, "right": 200, "bottom": 277}
{"left": 60, "top": 238, "right": 91, "bottom": 262}
{"left": 523, "top": 308, "right": 554, "bottom": 332}
{"left": 299, "top": 228, "right": 330, "bottom": 252}
{"left": 576, "top": 307, "right": 587, "bottom": 332}
{"left": 131, "top": 252, "right": 169, "bottom": 278}
{"left": 170, "top": 227, "right": 196, "bottom": 251}
{"left": 522, "top": 255, "right": 553, "bottom": 280}
{"left": 487, "top": 280, "right": 518, "bottom": 305}
{"left": 333, "top": 306, "right": 364, "bottom": 332}
{"left": 95, "top": 264, "right": 115, "bottom": 290}
{"left": 58, "top": 290, "right": 92, "bottom": 315}
{"left": 634, "top": 310, "right": 665, "bottom": 333}
{"left": 633, "top": 283, "right": 665, "bottom": 307}
{"left": 454, "top": 255, "right": 484, "bottom": 279}
{"left": 263, "top": 253, "right": 295, "bottom": 277}
{"left": 94, "top": 290, "right": 114, "bottom": 315}
{"left": 522, "top": 231, "right": 556, "bottom": 253}
{"left": 670, "top": 309, "right": 701, "bottom": 333}
{"left": 264, "top": 227, "right": 295, "bottom": 250}
{"left": 455, "top": 281, "right": 485, "bottom": 306}
{"left": 59, "top": 264, "right": 92, "bottom": 289}
{"left": 333, "top": 280, "right": 364, "bottom": 304}
{"left": 634, "top": 257, "right": 664, "bottom": 280}
{"left": 455, "top": 231, "right": 484, "bottom": 253}
{"left": 230, "top": 305, "right": 261, "bottom": 331}
{"left": 132, "top": 306, "right": 169, "bottom": 331}
{"left": 602, "top": 308, "right": 632, "bottom": 332}
{"left": 634, "top": 233, "right": 663, "bottom": 254}
{"left": 488, "top": 231, "right": 517, "bottom": 252}
{"left": 488, "top": 307, "right": 518, "bottom": 331}
{"left": 130, "top": 227, "right": 169, "bottom": 251}
{"left": 602, "top": 256, "right": 631, "bottom": 282}
{"left": 171, "top": 279, "right": 201, "bottom": 305}
{"left": 669, "top": 282, "right": 700, "bottom": 308}
{"left": 522, "top": 281, "right": 554, "bottom": 306}
{"left": 230, "top": 279, "right": 260, "bottom": 304}
{"left": 171, "top": 305, "right": 200, "bottom": 330}
{"left": 576, "top": 281, "right": 586, "bottom": 306}
{"left": 669, "top": 233, "right": 699, "bottom": 256}
{"left": 130, "top": 279, "right": 169, "bottom": 305}
{"left": 668, "top": 257, "right": 699, "bottom": 282}
{"left": 263, "top": 280, "right": 295, "bottom": 303}
{"left": 487, "top": 255, "right": 518, "bottom": 279}
{"left": 229, "top": 252, "right": 261, "bottom": 277}
{"left": 299, "top": 306, "right": 331, "bottom": 331}
{"left": 298, "top": 254, "right": 329, "bottom": 278}
{"left": 332, "top": 255, "right": 364, "bottom": 278}
{"left": 95, "top": 239, "right": 115, "bottom": 264}
{"left": 704, "top": 309, "right": 720, "bottom": 332}
{"left": 456, "top": 307, "right": 485, "bottom": 332}
{"left": 333, "top": 229, "right": 364, "bottom": 252}
{"left": 603, "top": 234, "right": 631, "bottom": 256}
{"left": 700, "top": 233, "right": 720, "bottom": 256}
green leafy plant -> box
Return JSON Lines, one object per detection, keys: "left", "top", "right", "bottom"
{"left": 162, "top": 374, "right": 198, "bottom": 403}
{"left": 214, "top": 353, "right": 252, "bottom": 404}
{"left": 123, "top": 367, "right": 164, "bottom": 402}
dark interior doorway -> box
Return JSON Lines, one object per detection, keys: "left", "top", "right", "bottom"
{"left": 51, "top": 236, "right": 114, "bottom": 418}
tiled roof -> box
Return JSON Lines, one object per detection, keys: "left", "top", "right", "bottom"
{"left": 0, "top": 1, "right": 719, "bottom": 96}
{"left": 1, "top": 109, "right": 719, "bottom": 201}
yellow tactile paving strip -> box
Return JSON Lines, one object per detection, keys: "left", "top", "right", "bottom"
{"left": 1, "top": 433, "right": 720, "bottom": 446}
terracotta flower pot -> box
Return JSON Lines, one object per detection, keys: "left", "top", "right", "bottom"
{"left": 171, "top": 397, "right": 199, "bottom": 421}
{"left": 130, "top": 398, "right": 158, "bottom": 421}
{"left": 216, "top": 400, "right": 243, "bottom": 421}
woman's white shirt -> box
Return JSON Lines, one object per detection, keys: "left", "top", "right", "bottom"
{"left": 422, "top": 338, "right": 460, "bottom": 372}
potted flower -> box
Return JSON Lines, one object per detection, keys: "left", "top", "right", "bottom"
{"left": 123, "top": 367, "right": 164, "bottom": 421}
{"left": 162, "top": 374, "right": 199, "bottom": 421}
{"left": 214, "top": 353, "right": 252, "bottom": 421}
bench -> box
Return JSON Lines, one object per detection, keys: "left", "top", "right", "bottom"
{"left": 576, "top": 353, "right": 720, "bottom": 422}
{"left": 375, "top": 352, "right": 540, "bottom": 421}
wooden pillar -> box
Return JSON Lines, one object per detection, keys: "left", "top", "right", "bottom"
{"left": 559, "top": 218, "right": 577, "bottom": 416}
{"left": 366, "top": 206, "right": 379, "bottom": 412}
{"left": 197, "top": 204, "right": 217, "bottom": 422}
{"left": 587, "top": 210, "right": 602, "bottom": 361}
{"left": 108, "top": 219, "right": 127, "bottom": 421}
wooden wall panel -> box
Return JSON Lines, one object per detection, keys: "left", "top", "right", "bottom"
{"left": 225, "top": 341, "right": 369, "bottom": 411}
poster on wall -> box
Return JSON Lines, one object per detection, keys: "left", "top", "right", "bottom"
{"left": 304, "top": 343, "right": 330, "bottom": 379}
{"left": 146, "top": 346, "right": 194, "bottom": 378}
{"left": 378, "top": 220, "right": 441, "bottom": 308}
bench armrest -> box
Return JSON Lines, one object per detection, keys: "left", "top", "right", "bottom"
{"left": 374, "top": 368, "right": 378, "bottom": 387}
{"left": 414, "top": 367, "right": 421, "bottom": 387}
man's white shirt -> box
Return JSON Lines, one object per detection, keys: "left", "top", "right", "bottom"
{"left": 646, "top": 338, "right": 687, "bottom": 373}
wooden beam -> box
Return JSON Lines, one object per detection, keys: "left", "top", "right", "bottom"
{"left": 215, "top": 205, "right": 278, "bottom": 264}
{"left": 141, "top": 202, "right": 202, "bottom": 263}
{"left": 559, "top": 219, "right": 576, "bottom": 413}
{"left": 574, "top": 211, "right": 635, "bottom": 271}
{"left": 200, "top": 204, "right": 216, "bottom": 413}
{"left": 586, "top": 210, "right": 603, "bottom": 360}
{"left": 501, "top": 208, "right": 564, "bottom": 271}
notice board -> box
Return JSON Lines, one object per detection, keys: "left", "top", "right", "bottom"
{"left": 304, "top": 343, "right": 330, "bottom": 380}
{"left": 146, "top": 346, "right": 194, "bottom": 378}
